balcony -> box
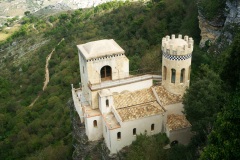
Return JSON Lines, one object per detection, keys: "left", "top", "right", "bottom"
{"left": 88, "top": 74, "right": 162, "bottom": 91}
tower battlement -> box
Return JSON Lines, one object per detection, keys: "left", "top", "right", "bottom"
{"left": 162, "top": 34, "right": 194, "bottom": 56}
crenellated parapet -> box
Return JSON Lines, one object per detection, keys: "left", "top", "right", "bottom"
{"left": 161, "top": 34, "right": 194, "bottom": 96}
{"left": 162, "top": 34, "right": 194, "bottom": 56}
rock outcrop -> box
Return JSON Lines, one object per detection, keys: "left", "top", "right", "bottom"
{"left": 198, "top": 0, "right": 240, "bottom": 50}
{"left": 198, "top": 15, "right": 223, "bottom": 48}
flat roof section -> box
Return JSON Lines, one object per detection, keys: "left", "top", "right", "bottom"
{"left": 83, "top": 106, "right": 101, "bottom": 118}
{"left": 90, "top": 74, "right": 159, "bottom": 91}
{"left": 103, "top": 112, "right": 121, "bottom": 130}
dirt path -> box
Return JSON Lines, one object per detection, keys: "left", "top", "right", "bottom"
{"left": 32, "top": 24, "right": 39, "bottom": 33}
{"left": 43, "top": 38, "right": 65, "bottom": 91}
{"left": 29, "top": 38, "right": 65, "bottom": 107}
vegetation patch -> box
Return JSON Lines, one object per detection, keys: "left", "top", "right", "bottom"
{"left": 0, "top": 24, "right": 21, "bottom": 41}
{"left": 1, "top": 0, "right": 238, "bottom": 159}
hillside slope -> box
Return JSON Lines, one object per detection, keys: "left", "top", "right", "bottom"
{"left": 0, "top": 0, "right": 203, "bottom": 159}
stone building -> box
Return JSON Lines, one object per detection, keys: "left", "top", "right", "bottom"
{"left": 72, "top": 35, "right": 194, "bottom": 154}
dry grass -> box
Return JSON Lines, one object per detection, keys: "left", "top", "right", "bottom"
{"left": 0, "top": 24, "right": 21, "bottom": 41}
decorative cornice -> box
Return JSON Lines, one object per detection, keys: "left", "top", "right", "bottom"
{"left": 162, "top": 52, "right": 192, "bottom": 61}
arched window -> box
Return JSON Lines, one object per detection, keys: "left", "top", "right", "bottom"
{"left": 180, "top": 68, "right": 185, "bottom": 83}
{"left": 151, "top": 124, "right": 155, "bottom": 131}
{"left": 100, "top": 66, "right": 112, "bottom": 81}
{"left": 188, "top": 65, "right": 191, "bottom": 80}
{"left": 133, "top": 128, "right": 136, "bottom": 136}
{"left": 93, "top": 120, "right": 97, "bottom": 127}
{"left": 163, "top": 66, "right": 167, "bottom": 80}
{"left": 106, "top": 99, "right": 109, "bottom": 107}
{"left": 117, "top": 132, "right": 121, "bottom": 140}
{"left": 171, "top": 69, "right": 176, "bottom": 83}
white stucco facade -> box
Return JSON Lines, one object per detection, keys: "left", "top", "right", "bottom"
{"left": 103, "top": 114, "right": 165, "bottom": 153}
{"left": 85, "top": 115, "right": 103, "bottom": 141}
{"left": 72, "top": 37, "right": 194, "bottom": 154}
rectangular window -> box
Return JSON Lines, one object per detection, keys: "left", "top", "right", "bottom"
{"left": 93, "top": 120, "right": 97, "bottom": 127}
{"left": 117, "top": 132, "right": 121, "bottom": 140}
{"left": 106, "top": 99, "right": 109, "bottom": 107}
{"left": 151, "top": 124, "right": 155, "bottom": 131}
{"left": 133, "top": 128, "right": 136, "bottom": 136}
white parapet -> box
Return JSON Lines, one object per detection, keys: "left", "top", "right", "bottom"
{"left": 162, "top": 34, "right": 194, "bottom": 56}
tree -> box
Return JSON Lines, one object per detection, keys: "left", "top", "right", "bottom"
{"left": 183, "top": 64, "right": 225, "bottom": 147}
{"left": 221, "top": 34, "right": 240, "bottom": 92}
{"left": 198, "top": 0, "right": 226, "bottom": 20}
{"left": 200, "top": 92, "right": 240, "bottom": 160}
{"left": 24, "top": 11, "right": 30, "bottom": 16}
{"left": 125, "top": 133, "right": 169, "bottom": 160}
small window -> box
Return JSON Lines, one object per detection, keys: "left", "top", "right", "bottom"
{"left": 171, "top": 69, "right": 176, "bottom": 83}
{"left": 106, "top": 99, "right": 109, "bottom": 107}
{"left": 133, "top": 128, "right": 136, "bottom": 136}
{"left": 163, "top": 66, "right": 167, "bottom": 80}
{"left": 93, "top": 120, "right": 97, "bottom": 127}
{"left": 151, "top": 124, "right": 155, "bottom": 131}
{"left": 180, "top": 68, "right": 185, "bottom": 83}
{"left": 117, "top": 132, "right": 121, "bottom": 140}
{"left": 188, "top": 65, "right": 191, "bottom": 80}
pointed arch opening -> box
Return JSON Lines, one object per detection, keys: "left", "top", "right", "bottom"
{"left": 171, "top": 69, "right": 176, "bottom": 83}
{"left": 163, "top": 66, "right": 167, "bottom": 80}
{"left": 101, "top": 65, "right": 112, "bottom": 81}
{"left": 188, "top": 65, "right": 191, "bottom": 80}
{"left": 180, "top": 68, "right": 185, "bottom": 83}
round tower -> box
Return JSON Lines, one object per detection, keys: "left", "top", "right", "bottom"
{"left": 161, "top": 34, "right": 194, "bottom": 96}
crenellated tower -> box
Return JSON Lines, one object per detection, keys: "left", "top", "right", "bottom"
{"left": 161, "top": 34, "right": 194, "bottom": 96}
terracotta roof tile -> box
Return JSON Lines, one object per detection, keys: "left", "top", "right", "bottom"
{"left": 113, "top": 88, "right": 155, "bottom": 109}
{"left": 167, "top": 114, "right": 191, "bottom": 131}
{"left": 117, "top": 101, "right": 164, "bottom": 121}
{"left": 153, "top": 86, "right": 182, "bottom": 105}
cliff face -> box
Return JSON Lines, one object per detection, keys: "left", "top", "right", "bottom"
{"left": 198, "top": 0, "right": 240, "bottom": 50}
{"left": 198, "top": 15, "right": 223, "bottom": 48}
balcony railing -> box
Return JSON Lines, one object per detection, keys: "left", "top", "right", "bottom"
{"left": 88, "top": 73, "right": 162, "bottom": 91}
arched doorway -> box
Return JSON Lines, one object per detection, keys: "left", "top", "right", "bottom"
{"left": 100, "top": 66, "right": 112, "bottom": 81}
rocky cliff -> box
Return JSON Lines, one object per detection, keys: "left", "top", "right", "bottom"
{"left": 198, "top": 0, "right": 240, "bottom": 51}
